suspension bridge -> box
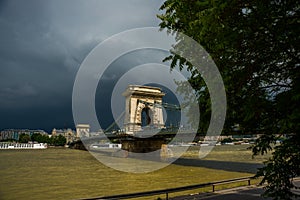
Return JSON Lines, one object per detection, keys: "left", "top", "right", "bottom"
{"left": 81, "top": 85, "right": 198, "bottom": 154}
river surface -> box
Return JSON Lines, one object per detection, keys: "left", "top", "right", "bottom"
{"left": 0, "top": 146, "right": 265, "bottom": 200}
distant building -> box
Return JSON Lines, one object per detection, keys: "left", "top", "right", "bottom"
{"left": 76, "top": 124, "right": 90, "bottom": 138}
{"left": 51, "top": 128, "right": 76, "bottom": 144}
{"left": 0, "top": 129, "right": 48, "bottom": 141}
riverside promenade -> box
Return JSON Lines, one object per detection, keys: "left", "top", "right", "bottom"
{"left": 171, "top": 179, "right": 300, "bottom": 200}
{"left": 171, "top": 185, "right": 271, "bottom": 200}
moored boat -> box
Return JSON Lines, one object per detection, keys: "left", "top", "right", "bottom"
{"left": 0, "top": 143, "right": 47, "bottom": 149}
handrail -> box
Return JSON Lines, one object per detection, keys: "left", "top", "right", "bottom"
{"left": 79, "top": 176, "right": 255, "bottom": 200}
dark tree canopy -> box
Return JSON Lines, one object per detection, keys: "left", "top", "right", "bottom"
{"left": 158, "top": 0, "right": 299, "bottom": 199}
{"left": 18, "top": 133, "right": 31, "bottom": 143}
{"left": 18, "top": 133, "right": 66, "bottom": 146}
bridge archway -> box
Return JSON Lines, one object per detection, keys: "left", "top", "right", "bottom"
{"left": 123, "top": 85, "right": 165, "bottom": 134}
{"left": 141, "top": 107, "right": 152, "bottom": 127}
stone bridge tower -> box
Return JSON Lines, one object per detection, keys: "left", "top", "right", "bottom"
{"left": 122, "top": 85, "right": 165, "bottom": 134}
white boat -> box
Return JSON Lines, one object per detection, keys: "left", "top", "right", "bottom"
{"left": 0, "top": 143, "right": 47, "bottom": 149}
{"left": 89, "top": 143, "right": 122, "bottom": 155}
{"left": 90, "top": 143, "right": 122, "bottom": 149}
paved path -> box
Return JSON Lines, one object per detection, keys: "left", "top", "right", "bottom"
{"left": 171, "top": 179, "right": 300, "bottom": 200}
{"left": 171, "top": 186, "right": 271, "bottom": 200}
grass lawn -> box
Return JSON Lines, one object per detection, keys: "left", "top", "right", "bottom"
{"left": 0, "top": 145, "right": 269, "bottom": 200}
{"left": 184, "top": 144, "right": 270, "bottom": 163}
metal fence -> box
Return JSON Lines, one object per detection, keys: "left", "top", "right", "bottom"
{"left": 80, "top": 176, "right": 254, "bottom": 200}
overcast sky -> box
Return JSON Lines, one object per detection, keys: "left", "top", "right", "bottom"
{"left": 0, "top": 0, "right": 170, "bottom": 132}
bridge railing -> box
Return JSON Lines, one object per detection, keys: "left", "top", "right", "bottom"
{"left": 79, "top": 176, "right": 255, "bottom": 200}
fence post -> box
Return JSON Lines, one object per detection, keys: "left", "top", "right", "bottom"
{"left": 166, "top": 192, "right": 169, "bottom": 200}
{"left": 248, "top": 179, "right": 251, "bottom": 186}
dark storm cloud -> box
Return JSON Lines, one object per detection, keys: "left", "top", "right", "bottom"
{"left": 0, "top": 0, "right": 165, "bottom": 132}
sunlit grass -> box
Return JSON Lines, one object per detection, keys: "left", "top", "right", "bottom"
{"left": 0, "top": 145, "right": 268, "bottom": 200}
{"left": 184, "top": 144, "right": 271, "bottom": 163}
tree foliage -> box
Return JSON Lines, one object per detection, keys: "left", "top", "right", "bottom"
{"left": 51, "top": 135, "right": 66, "bottom": 146}
{"left": 18, "top": 133, "right": 31, "bottom": 143}
{"left": 256, "top": 134, "right": 300, "bottom": 199}
{"left": 31, "top": 133, "right": 49, "bottom": 143}
{"left": 18, "top": 133, "right": 66, "bottom": 146}
{"left": 158, "top": 0, "right": 299, "bottom": 199}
